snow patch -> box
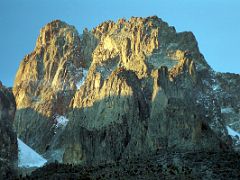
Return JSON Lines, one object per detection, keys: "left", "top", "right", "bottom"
{"left": 229, "top": 121, "right": 239, "bottom": 126}
{"left": 221, "top": 107, "right": 234, "bottom": 114}
{"left": 18, "top": 138, "right": 47, "bottom": 168}
{"left": 212, "top": 84, "right": 220, "bottom": 91}
{"left": 226, "top": 126, "right": 240, "bottom": 138}
{"left": 227, "top": 126, "right": 240, "bottom": 146}
{"left": 76, "top": 69, "right": 88, "bottom": 89}
{"left": 56, "top": 115, "right": 69, "bottom": 127}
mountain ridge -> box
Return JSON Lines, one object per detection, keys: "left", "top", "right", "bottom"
{"left": 12, "top": 16, "right": 240, "bottom": 167}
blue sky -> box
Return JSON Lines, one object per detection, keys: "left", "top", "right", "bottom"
{"left": 1, "top": 0, "right": 240, "bottom": 86}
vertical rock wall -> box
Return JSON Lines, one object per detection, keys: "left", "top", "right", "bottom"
{"left": 0, "top": 83, "right": 18, "bottom": 178}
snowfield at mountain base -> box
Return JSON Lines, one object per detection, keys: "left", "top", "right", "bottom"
{"left": 18, "top": 138, "right": 47, "bottom": 168}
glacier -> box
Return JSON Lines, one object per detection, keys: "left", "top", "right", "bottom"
{"left": 18, "top": 138, "right": 47, "bottom": 168}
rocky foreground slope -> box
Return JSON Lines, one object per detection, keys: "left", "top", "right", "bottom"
{"left": 0, "top": 82, "right": 18, "bottom": 178}
{"left": 13, "top": 16, "right": 240, "bottom": 166}
{"left": 25, "top": 151, "right": 240, "bottom": 179}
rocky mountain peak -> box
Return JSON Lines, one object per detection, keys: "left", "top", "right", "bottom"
{"left": 36, "top": 20, "right": 78, "bottom": 48}
{"left": 12, "top": 16, "right": 239, "bottom": 165}
{"left": 90, "top": 16, "right": 208, "bottom": 80}
{"left": 13, "top": 20, "right": 84, "bottom": 112}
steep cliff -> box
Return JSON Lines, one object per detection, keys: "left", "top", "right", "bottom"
{"left": 215, "top": 73, "right": 240, "bottom": 149}
{"left": 13, "top": 16, "right": 237, "bottom": 165}
{"left": 13, "top": 20, "right": 87, "bottom": 153}
{"left": 0, "top": 82, "right": 18, "bottom": 178}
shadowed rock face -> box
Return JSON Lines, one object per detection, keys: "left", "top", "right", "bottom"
{"left": 28, "top": 151, "right": 240, "bottom": 179}
{"left": 214, "top": 73, "right": 240, "bottom": 150}
{"left": 13, "top": 16, "right": 237, "bottom": 165}
{"left": 0, "top": 83, "right": 18, "bottom": 178}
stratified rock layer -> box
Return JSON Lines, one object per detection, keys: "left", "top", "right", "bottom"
{"left": 0, "top": 83, "right": 18, "bottom": 178}
{"left": 13, "top": 16, "right": 237, "bottom": 165}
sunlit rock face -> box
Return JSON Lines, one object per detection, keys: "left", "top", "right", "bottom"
{"left": 13, "top": 20, "right": 90, "bottom": 153}
{"left": 13, "top": 16, "right": 236, "bottom": 164}
{"left": 0, "top": 83, "right": 18, "bottom": 178}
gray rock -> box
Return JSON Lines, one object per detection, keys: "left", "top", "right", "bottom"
{"left": 13, "top": 16, "right": 234, "bottom": 165}
{"left": 0, "top": 84, "right": 18, "bottom": 178}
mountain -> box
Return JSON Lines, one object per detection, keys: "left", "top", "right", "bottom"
{"left": 13, "top": 16, "right": 240, "bottom": 166}
{"left": 0, "top": 82, "right": 18, "bottom": 178}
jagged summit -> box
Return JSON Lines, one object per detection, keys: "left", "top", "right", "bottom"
{"left": 35, "top": 19, "right": 79, "bottom": 48}
{"left": 12, "top": 16, "right": 240, "bottom": 166}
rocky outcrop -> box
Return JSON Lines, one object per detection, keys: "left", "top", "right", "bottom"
{"left": 13, "top": 20, "right": 87, "bottom": 153}
{"left": 0, "top": 83, "right": 18, "bottom": 178}
{"left": 216, "top": 73, "right": 240, "bottom": 129}
{"left": 13, "top": 16, "right": 235, "bottom": 165}
{"left": 214, "top": 73, "right": 240, "bottom": 149}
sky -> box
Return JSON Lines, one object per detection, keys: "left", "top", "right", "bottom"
{"left": 0, "top": 0, "right": 240, "bottom": 86}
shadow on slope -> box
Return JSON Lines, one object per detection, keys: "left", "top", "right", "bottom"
{"left": 25, "top": 151, "right": 240, "bottom": 179}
